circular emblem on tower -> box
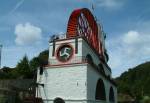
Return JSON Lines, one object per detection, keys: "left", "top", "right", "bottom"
{"left": 56, "top": 44, "right": 73, "bottom": 62}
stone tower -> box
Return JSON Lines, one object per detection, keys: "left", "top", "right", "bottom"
{"left": 36, "top": 8, "right": 117, "bottom": 103}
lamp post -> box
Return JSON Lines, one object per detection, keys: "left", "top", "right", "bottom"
{"left": 0, "top": 44, "right": 2, "bottom": 69}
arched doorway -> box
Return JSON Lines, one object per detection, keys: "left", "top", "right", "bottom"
{"left": 95, "top": 79, "right": 106, "bottom": 100}
{"left": 54, "top": 97, "right": 65, "bottom": 103}
{"left": 109, "top": 87, "right": 115, "bottom": 102}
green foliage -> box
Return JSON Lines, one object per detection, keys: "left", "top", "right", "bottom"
{"left": 30, "top": 57, "right": 40, "bottom": 71}
{"left": 38, "top": 50, "right": 49, "bottom": 66}
{"left": 116, "top": 61, "right": 150, "bottom": 100}
{"left": 0, "top": 66, "right": 14, "bottom": 79}
{"left": 30, "top": 50, "right": 49, "bottom": 70}
{"left": 0, "top": 50, "right": 49, "bottom": 79}
{"left": 15, "top": 55, "right": 31, "bottom": 78}
{"left": 141, "top": 96, "right": 150, "bottom": 103}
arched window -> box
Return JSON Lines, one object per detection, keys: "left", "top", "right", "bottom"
{"left": 86, "top": 54, "right": 93, "bottom": 64}
{"left": 95, "top": 79, "right": 106, "bottom": 100}
{"left": 109, "top": 87, "right": 115, "bottom": 102}
{"left": 54, "top": 98, "right": 65, "bottom": 103}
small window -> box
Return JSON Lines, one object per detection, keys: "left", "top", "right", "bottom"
{"left": 98, "top": 63, "right": 105, "bottom": 74}
{"left": 86, "top": 54, "right": 93, "bottom": 64}
{"left": 39, "top": 66, "right": 43, "bottom": 75}
{"left": 54, "top": 98, "right": 65, "bottom": 103}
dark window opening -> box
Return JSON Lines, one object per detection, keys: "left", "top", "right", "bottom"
{"left": 86, "top": 54, "right": 93, "bottom": 64}
{"left": 39, "top": 66, "right": 43, "bottom": 75}
{"left": 95, "top": 79, "right": 106, "bottom": 100}
{"left": 98, "top": 63, "right": 105, "bottom": 74}
{"left": 54, "top": 98, "right": 65, "bottom": 103}
{"left": 109, "top": 87, "right": 115, "bottom": 102}
{"left": 104, "top": 49, "right": 109, "bottom": 62}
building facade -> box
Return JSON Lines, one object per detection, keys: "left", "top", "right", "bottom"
{"left": 36, "top": 8, "right": 117, "bottom": 103}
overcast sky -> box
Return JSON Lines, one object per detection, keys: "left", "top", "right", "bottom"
{"left": 0, "top": 0, "right": 150, "bottom": 77}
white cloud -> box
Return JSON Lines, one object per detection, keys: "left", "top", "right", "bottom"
{"left": 123, "top": 31, "right": 141, "bottom": 45}
{"left": 122, "top": 31, "right": 150, "bottom": 56}
{"left": 96, "top": 0, "right": 124, "bottom": 9}
{"left": 107, "top": 30, "right": 150, "bottom": 77}
{"left": 15, "top": 22, "right": 42, "bottom": 45}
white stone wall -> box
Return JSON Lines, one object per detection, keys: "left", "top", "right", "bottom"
{"left": 49, "top": 38, "right": 82, "bottom": 65}
{"left": 49, "top": 38, "right": 111, "bottom": 79}
{"left": 86, "top": 64, "right": 117, "bottom": 103}
{"left": 36, "top": 63, "right": 117, "bottom": 103}
{"left": 42, "top": 99, "right": 107, "bottom": 103}
{"left": 37, "top": 37, "right": 117, "bottom": 103}
{"left": 37, "top": 64, "right": 88, "bottom": 103}
{"left": 81, "top": 39, "right": 111, "bottom": 77}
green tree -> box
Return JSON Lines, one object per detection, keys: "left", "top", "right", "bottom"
{"left": 0, "top": 50, "right": 49, "bottom": 79}
{"left": 38, "top": 50, "right": 49, "bottom": 66}
{"left": 15, "top": 55, "right": 31, "bottom": 78}
{"left": 30, "top": 57, "right": 40, "bottom": 71}
{"left": 30, "top": 50, "right": 49, "bottom": 71}
{"left": 116, "top": 61, "right": 150, "bottom": 100}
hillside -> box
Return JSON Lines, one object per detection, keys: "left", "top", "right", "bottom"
{"left": 116, "top": 61, "right": 150, "bottom": 100}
